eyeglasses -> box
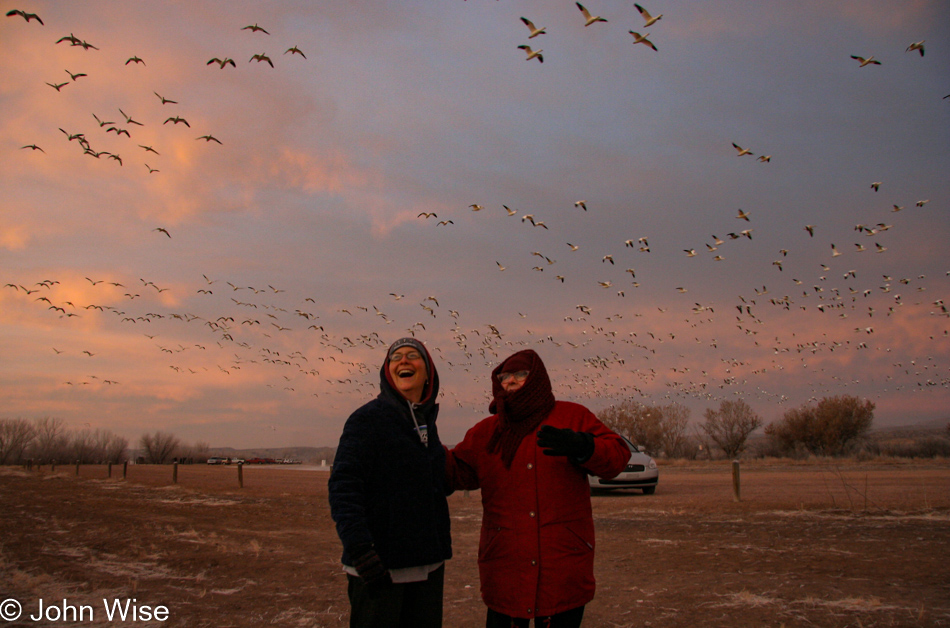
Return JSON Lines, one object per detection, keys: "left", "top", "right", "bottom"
{"left": 497, "top": 370, "right": 529, "bottom": 384}
{"left": 390, "top": 350, "right": 423, "bottom": 362}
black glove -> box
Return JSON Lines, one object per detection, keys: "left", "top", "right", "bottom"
{"left": 351, "top": 544, "right": 392, "bottom": 598}
{"left": 537, "top": 425, "right": 595, "bottom": 462}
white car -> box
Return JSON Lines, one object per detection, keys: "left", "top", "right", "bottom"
{"left": 589, "top": 437, "right": 658, "bottom": 494}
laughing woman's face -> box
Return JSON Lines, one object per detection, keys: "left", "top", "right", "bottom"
{"left": 388, "top": 349, "right": 428, "bottom": 403}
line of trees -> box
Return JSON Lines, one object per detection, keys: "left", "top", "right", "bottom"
{"left": 4, "top": 398, "right": 946, "bottom": 466}
{"left": 598, "top": 400, "right": 696, "bottom": 458}
{"left": 598, "top": 398, "right": 764, "bottom": 459}
{"left": 0, "top": 417, "right": 128, "bottom": 465}
{"left": 137, "top": 431, "right": 211, "bottom": 464}
{"left": 0, "top": 418, "right": 211, "bottom": 465}
{"left": 598, "top": 395, "right": 946, "bottom": 460}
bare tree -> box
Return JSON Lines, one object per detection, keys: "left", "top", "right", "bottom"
{"left": 675, "top": 434, "right": 702, "bottom": 460}
{"left": 190, "top": 440, "right": 211, "bottom": 463}
{"left": 30, "top": 416, "right": 70, "bottom": 462}
{"left": 69, "top": 428, "right": 128, "bottom": 463}
{"left": 0, "top": 418, "right": 36, "bottom": 464}
{"left": 99, "top": 431, "right": 129, "bottom": 464}
{"left": 598, "top": 400, "right": 664, "bottom": 454}
{"left": 691, "top": 424, "right": 715, "bottom": 460}
{"left": 140, "top": 431, "right": 180, "bottom": 464}
{"left": 701, "top": 399, "right": 763, "bottom": 459}
{"left": 177, "top": 439, "right": 210, "bottom": 463}
{"left": 71, "top": 428, "right": 97, "bottom": 463}
{"left": 657, "top": 403, "right": 691, "bottom": 458}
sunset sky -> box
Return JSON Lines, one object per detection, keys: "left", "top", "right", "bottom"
{"left": 2, "top": 1, "right": 948, "bottom": 450}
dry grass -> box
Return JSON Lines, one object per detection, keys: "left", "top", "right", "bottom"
{"left": 1, "top": 463, "right": 948, "bottom": 627}
{"left": 717, "top": 590, "right": 781, "bottom": 608}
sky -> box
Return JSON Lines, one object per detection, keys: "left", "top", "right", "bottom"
{"left": 2, "top": 0, "right": 948, "bottom": 450}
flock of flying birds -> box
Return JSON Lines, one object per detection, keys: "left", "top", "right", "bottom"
{"left": 5, "top": 5, "right": 949, "bottom": 438}
{"left": 516, "top": 2, "right": 664, "bottom": 63}
{"left": 12, "top": 8, "right": 307, "bottom": 172}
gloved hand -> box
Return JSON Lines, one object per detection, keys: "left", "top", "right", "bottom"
{"left": 537, "top": 425, "right": 595, "bottom": 462}
{"left": 351, "top": 544, "right": 392, "bottom": 598}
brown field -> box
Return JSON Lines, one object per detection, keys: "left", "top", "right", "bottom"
{"left": 1, "top": 459, "right": 949, "bottom": 628}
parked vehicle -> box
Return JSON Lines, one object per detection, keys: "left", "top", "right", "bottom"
{"left": 206, "top": 457, "right": 226, "bottom": 465}
{"left": 589, "top": 437, "right": 658, "bottom": 494}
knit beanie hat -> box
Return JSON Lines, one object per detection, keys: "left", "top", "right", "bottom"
{"left": 382, "top": 337, "right": 435, "bottom": 404}
{"left": 487, "top": 349, "right": 556, "bottom": 468}
{"left": 387, "top": 337, "right": 431, "bottom": 374}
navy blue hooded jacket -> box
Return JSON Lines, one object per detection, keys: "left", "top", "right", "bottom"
{"left": 328, "top": 343, "right": 452, "bottom": 570}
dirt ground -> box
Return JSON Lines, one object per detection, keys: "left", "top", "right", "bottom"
{"left": 1, "top": 459, "right": 949, "bottom": 628}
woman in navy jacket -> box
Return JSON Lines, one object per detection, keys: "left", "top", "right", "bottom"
{"left": 329, "top": 338, "right": 452, "bottom": 628}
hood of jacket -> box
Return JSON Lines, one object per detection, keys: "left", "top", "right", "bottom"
{"left": 377, "top": 341, "right": 440, "bottom": 417}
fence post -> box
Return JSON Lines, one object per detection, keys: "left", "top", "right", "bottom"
{"left": 238, "top": 461, "right": 244, "bottom": 488}
{"left": 732, "top": 460, "right": 741, "bottom": 502}
{"left": 76, "top": 460, "right": 81, "bottom": 476}
{"left": 173, "top": 461, "right": 179, "bottom": 484}
{"left": 123, "top": 461, "right": 128, "bottom": 480}
{"left": 108, "top": 462, "right": 112, "bottom": 478}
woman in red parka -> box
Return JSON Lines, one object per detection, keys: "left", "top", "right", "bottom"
{"left": 445, "top": 349, "right": 630, "bottom": 627}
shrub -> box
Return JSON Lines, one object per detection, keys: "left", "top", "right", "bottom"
{"left": 873, "top": 436, "right": 950, "bottom": 458}
{"left": 766, "top": 396, "right": 874, "bottom": 457}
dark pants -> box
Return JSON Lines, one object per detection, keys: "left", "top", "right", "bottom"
{"left": 347, "top": 564, "right": 444, "bottom": 628}
{"left": 486, "top": 606, "right": 585, "bottom": 628}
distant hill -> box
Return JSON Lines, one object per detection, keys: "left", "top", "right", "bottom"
{"left": 872, "top": 415, "right": 949, "bottom": 431}
{"left": 871, "top": 417, "right": 949, "bottom": 440}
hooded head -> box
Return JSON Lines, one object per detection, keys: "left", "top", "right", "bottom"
{"left": 487, "top": 349, "right": 556, "bottom": 467}
{"left": 489, "top": 349, "right": 553, "bottom": 417}
{"left": 382, "top": 337, "right": 437, "bottom": 405}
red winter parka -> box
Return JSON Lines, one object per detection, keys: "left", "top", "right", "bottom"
{"left": 445, "top": 400, "right": 629, "bottom": 619}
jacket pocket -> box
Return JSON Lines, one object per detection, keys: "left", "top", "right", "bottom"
{"left": 567, "top": 522, "right": 594, "bottom": 551}
{"left": 543, "top": 520, "right": 594, "bottom": 557}
{"left": 479, "top": 525, "right": 512, "bottom": 563}
{"left": 539, "top": 521, "right": 596, "bottom": 609}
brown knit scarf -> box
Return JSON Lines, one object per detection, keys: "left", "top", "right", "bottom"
{"left": 486, "top": 350, "right": 556, "bottom": 468}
